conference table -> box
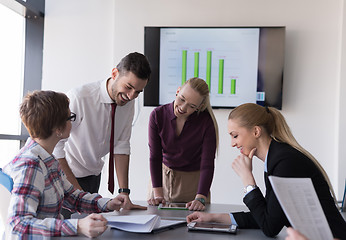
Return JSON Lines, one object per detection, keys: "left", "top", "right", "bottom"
{"left": 54, "top": 201, "right": 293, "bottom": 239}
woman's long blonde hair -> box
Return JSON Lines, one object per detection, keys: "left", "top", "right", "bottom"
{"left": 228, "top": 103, "right": 338, "bottom": 206}
{"left": 182, "top": 77, "right": 219, "bottom": 150}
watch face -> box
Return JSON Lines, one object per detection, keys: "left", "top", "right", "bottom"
{"left": 245, "top": 185, "right": 257, "bottom": 193}
{"left": 194, "top": 198, "right": 205, "bottom": 205}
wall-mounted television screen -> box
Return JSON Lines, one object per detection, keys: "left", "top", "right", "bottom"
{"left": 144, "top": 26, "right": 285, "bottom": 109}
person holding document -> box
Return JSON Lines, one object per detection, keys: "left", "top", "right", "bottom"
{"left": 147, "top": 77, "right": 218, "bottom": 211}
{"left": 3, "top": 91, "right": 130, "bottom": 238}
{"left": 187, "top": 103, "right": 346, "bottom": 239}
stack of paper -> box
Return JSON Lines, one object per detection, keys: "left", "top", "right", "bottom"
{"left": 101, "top": 213, "right": 186, "bottom": 233}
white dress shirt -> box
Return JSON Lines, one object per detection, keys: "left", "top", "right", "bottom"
{"left": 53, "top": 78, "right": 134, "bottom": 177}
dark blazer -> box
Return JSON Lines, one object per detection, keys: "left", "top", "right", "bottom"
{"left": 233, "top": 140, "right": 346, "bottom": 239}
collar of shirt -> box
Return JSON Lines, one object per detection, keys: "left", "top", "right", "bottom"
{"left": 264, "top": 150, "right": 269, "bottom": 172}
{"left": 24, "top": 137, "right": 55, "bottom": 165}
{"left": 100, "top": 77, "right": 114, "bottom": 104}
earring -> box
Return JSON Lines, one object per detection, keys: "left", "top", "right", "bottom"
{"left": 57, "top": 132, "right": 62, "bottom": 137}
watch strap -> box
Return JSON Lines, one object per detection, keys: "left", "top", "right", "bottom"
{"left": 118, "top": 188, "right": 130, "bottom": 194}
{"left": 195, "top": 197, "right": 206, "bottom": 206}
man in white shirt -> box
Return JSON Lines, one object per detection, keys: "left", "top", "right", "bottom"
{"left": 54, "top": 52, "right": 151, "bottom": 210}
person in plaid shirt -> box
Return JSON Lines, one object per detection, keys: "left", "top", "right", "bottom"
{"left": 3, "top": 90, "right": 129, "bottom": 238}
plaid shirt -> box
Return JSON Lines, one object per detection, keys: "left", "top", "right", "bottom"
{"left": 3, "top": 138, "right": 110, "bottom": 239}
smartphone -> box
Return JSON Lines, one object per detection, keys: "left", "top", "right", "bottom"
{"left": 158, "top": 202, "right": 188, "bottom": 210}
{"left": 187, "top": 221, "right": 237, "bottom": 234}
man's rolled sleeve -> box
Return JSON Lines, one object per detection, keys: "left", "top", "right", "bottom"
{"left": 114, "top": 140, "right": 131, "bottom": 155}
{"left": 53, "top": 138, "right": 67, "bottom": 159}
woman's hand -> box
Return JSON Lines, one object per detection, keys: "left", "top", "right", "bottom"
{"left": 186, "top": 199, "right": 205, "bottom": 211}
{"left": 77, "top": 213, "right": 108, "bottom": 238}
{"left": 147, "top": 187, "right": 165, "bottom": 206}
{"left": 186, "top": 212, "right": 231, "bottom": 224}
{"left": 285, "top": 227, "right": 308, "bottom": 240}
{"left": 285, "top": 227, "right": 339, "bottom": 240}
{"left": 186, "top": 194, "right": 207, "bottom": 211}
{"left": 232, "top": 148, "right": 257, "bottom": 186}
{"left": 147, "top": 196, "right": 166, "bottom": 206}
{"left": 186, "top": 212, "right": 214, "bottom": 223}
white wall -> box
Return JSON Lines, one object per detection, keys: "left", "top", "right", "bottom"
{"left": 42, "top": 0, "right": 115, "bottom": 92}
{"left": 43, "top": 0, "right": 346, "bottom": 204}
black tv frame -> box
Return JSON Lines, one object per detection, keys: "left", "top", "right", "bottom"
{"left": 144, "top": 26, "right": 285, "bottom": 109}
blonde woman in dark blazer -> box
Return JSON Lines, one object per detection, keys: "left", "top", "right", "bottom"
{"left": 187, "top": 103, "right": 346, "bottom": 239}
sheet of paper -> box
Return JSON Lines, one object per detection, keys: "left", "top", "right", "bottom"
{"left": 104, "top": 214, "right": 159, "bottom": 233}
{"left": 269, "top": 176, "right": 333, "bottom": 240}
{"left": 103, "top": 214, "right": 157, "bottom": 224}
{"left": 157, "top": 219, "right": 186, "bottom": 229}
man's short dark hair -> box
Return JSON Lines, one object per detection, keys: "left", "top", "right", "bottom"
{"left": 116, "top": 52, "right": 151, "bottom": 81}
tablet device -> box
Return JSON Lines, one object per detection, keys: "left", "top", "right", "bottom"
{"left": 187, "top": 222, "right": 237, "bottom": 234}
{"left": 158, "top": 202, "right": 188, "bottom": 210}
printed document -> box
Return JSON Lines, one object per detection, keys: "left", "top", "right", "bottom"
{"left": 268, "top": 176, "right": 333, "bottom": 240}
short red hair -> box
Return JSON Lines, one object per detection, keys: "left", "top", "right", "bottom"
{"left": 20, "top": 90, "right": 69, "bottom": 139}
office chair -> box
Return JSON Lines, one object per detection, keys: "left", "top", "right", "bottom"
{"left": 0, "top": 168, "right": 13, "bottom": 240}
{"left": 0, "top": 168, "right": 13, "bottom": 192}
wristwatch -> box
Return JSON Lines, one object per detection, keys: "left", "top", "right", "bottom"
{"left": 244, "top": 185, "right": 257, "bottom": 194}
{"left": 195, "top": 197, "right": 206, "bottom": 206}
{"left": 118, "top": 188, "right": 130, "bottom": 195}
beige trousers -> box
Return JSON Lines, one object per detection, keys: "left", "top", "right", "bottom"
{"left": 148, "top": 164, "right": 211, "bottom": 203}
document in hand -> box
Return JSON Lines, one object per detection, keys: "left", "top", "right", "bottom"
{"left": 101, "top": 214, "right": 186, "bottom": 233}
{"left": 268, "top": 176, "right": 334, "bottom": 240}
